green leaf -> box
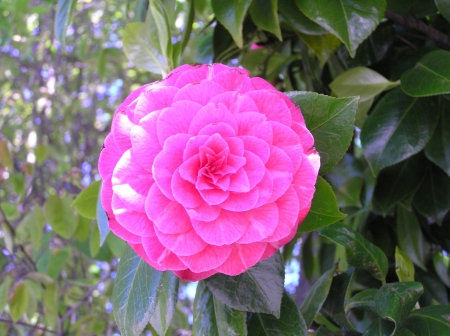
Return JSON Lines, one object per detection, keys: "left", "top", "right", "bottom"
{"left": 319, "top": 223, "right": 388, "bottom": 281}
{"left": 372, "top": 154, "right": 426, "bottom": 215}
{"left": 335, "top": 176, "right": 363, "bottom": 208}
{"left": 134, "top": 0, "right": 149, "bottom": 22}
{"left": 72, "top": 180, "right": 101, "bottom": 219}
{"left": 295, "top": 0, "right": 386, "bottom": 57}
{"left": 15, "top": 207, "right": 45, "bottom": 249}
{"left": 0, "top": 202, "right": 19, "bottom": 220}
{"left": 401, "top": 50, "right": 450, "bottom": 97}
{"left": 9, "top": 173, "right": 24, "bottom": 194}
{"left": 0, "top": 275, "right": 12, "bottom": 314}
{"left": 34, "top": 144, "right": 49, "bottom": 165}
{"left": 193, "top": 281, "right": 247, "bottom": 336}
{"left": 9, "top": 283, "right": 30, "bottom": 322}
{"left": 247, "top": 291, "right": 308, "bottom": 336}
{"left": 113, "top": 245, "right": 165, "bottom": 336}
{"left": 0, "top": 140, "right": 12, "bottom": 171}
{"left": 405, "top": 305, "right": 450, "bottom": 335}
{"left": 43, "top": 283, "right": 58, "bottom": 329}
{"left": 45, "top": 195, "right": 78, "bottom": 239}
{"left": 363, "top": 319, "right": 395, "bottom": 336}
{"left": 346, "top": 289, "right": 378, "bottom": 315}
{"left": 147, "top": 0, "right": 173, "bottom": 71}
{"left": 47, "top": 248, "right": 71, "bottom": 279}
{"left": 396, "top": 206, "right": 429, "bottom": 271}
{"left": 425, "top": 108, "right": 450, "bottom": 177}
{"left": 412, "top": 162, "right": 450, "bottom": 224}
{"left": 300, "top": 265, "right": 336, "bottom": 327}
{"left": 211, "top": 0, "right": 252, "bottom": 48}
{"left": 297, "top": 33, "right": 342, "bottom": 66}
{"left": 249, "top": 0, "right": 281, "bottom": 40}
{"left": 286, "top": 92, "right": 358, "bottom": 174}
{"left": 90, "top": 222, "right": 101, "bottom": 257}
{"left": 436, "top": 0, "right": 450, "bottom": 22}
{"left": 298, "top": 177, "right": 346, "bottom": 233}
{"left": 361, "top": 88, "right": 439, "bottom": 175}
{"left": 375, "top": 282, "right": 423, "bottom": 333}
{"left": 279, "top": 0, "right": 327, "bottom": 35}
{"left": 205, "top": 252, "right": 284, "bottom": 317}
{"left": 150, "top": 272, "right": 179, "bottom": 336}
{"left": 396, "top": 246, "right": 415, "bottom": 282}
{"left": 433, "top": 252, "right": 450, "bottom": 287}
{"left": 106, "top": 233, "right": 126, "bottom": 258}
{"left": 415, "top": 267, "right": 449, "bottom": 305}
{"left": 54, "top": 0, "right": 76, "bottom": 47}
{"left": 96, "top": 187, "right": 110, "bottom": 246}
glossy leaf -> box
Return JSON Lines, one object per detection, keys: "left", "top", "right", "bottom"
{"left": 295, "top": 0, "right": 386, "bottom": 56}
{"left": 298, "top": 33, "right": 342, "bottom": 66}
{"left": 319, "top": 223, "right": 388, "bottom": 281}
{"left": 361, "top": 88, "right": 439, "bottom": 175}
{"left": 425, "top": 108, "right": 450, "bottom": 177}
{"left": 96, "top": 185, "right": 110, "bottom": 246}
{"left": 205, "top": 252, "right": 284, "bottom": 317}
{"left": 43, "top": 283, "right": 58, "bottom": 329}
{"left": 278, "top": 0, "right": 327, "bottom": 35}
{"left": 147, "top": 0, "right": 173, "bottom": 70}
{"left": 45, "top": 195, "right": 78, "bottom": 239}
{"left": 396, "top": 246, "right": 415, "bottom": 282}
{"left": 346, "top": 289, "right": 378, "bottom": 315}
{"left": 193, "top": 281, "right": 247, "bottom": 336}
{"left": 298, "top": 177, "right": 346, "bottom": 233}
{"left": 10, "top": 283, "right": 30, "bottom": 322}
{"left": 363, "top": 319, "right": 395, "bottom": 336}
{"left": 405, "top": 305, "right": 450, "bottom": 335}
{"left": 150, "top": 272, "right": 179, "bottom": 336}
{"left": 249, "top": 0, "right": 281, "bottom": 40}
{"left": 413, "top": 162, "right": 450, "bottom": 224}
{"left": 113, "top": 245, "right": 164, "bottom": 336}
{"left": 72, "top": 180, "right": 101, "bottom": 219}
{"left": 247, "top": 291, "right": 308, "bottom": 336}
{"left": 401, "top": 50, "right": 450, "bottom": 97}
{"left": 300, "top": 265, "right": 336, "bottom": 327}
{"left": 0, "top": 275, "right": 12, "bottom": 314}
{"left": 375, "top": 282, "right": 423, "bottom": 333}
{"left": 415, "top": 267, "right": 449, "bottom": 305}
{"left": 433, "top": 252, "right": 450, "bottom": 287}
{"left": 55, "top": 0, "right": 76, "bottom": 47}
{"left": 287, "top": 91, "right": 358, "bottom": 174}
{"left": 436, "top": 0, "right": 450, "bottom": 22}
{"left": 211, "top": 0, "right": 252, "bottom": 48}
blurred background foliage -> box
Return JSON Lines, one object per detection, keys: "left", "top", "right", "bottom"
{"left": 0, "top": 0, "right": 449, "bottom": 335}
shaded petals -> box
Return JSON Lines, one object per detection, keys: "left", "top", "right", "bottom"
{"left": 237, "top": 203, "right": 278, "bottom": 244}
{"left": 240, "top": 136, "right": 270, "bottom": 164}
{"left": 112, "top": 194, "right": 155, "bottom": 237}
{"left": 243, "top": 150, "right": 265, "bottom": 189}
{"left": 260, "top": 244, "right": 277, "bottom": 260}
{"left": 179, "top": 154, "right": 200, "bottom": 184}
{"left": 173, "top": 81, "right": 226, "bottom": 105}
{"left": 172, "top": 169, "right": 204, "bottom": 208}
{"left": 130, "top": 243, "right": 165, "bottom": 271}
{"left": 254, "top": 169, "right": 274, "bottom": 207}
{"left": 142, "top": 236, "right": 187, "bottom": 270}
{"left": 215, "top": 242, "right": 267, "bottom": 276}
{"left": 228, "top": 168, "right": 250, "bottom": 192}
{"left": 188, "top": 103, "right": 238, "bottom": 135}
{"left": 179, "top": 244, "right": 232, "bottom": 272}
{"left": 173, "top": 269, "right": 217, "bottom": 281}
{"left": 292, "top": 121, "right": 314, "bottom": 153}
{"left": 199, "top": 188, "right": 230, "bottom": 205}
{"left": 266, "top": 146, "right": 293, "bottom": 203}
{"left": 198, "top": 122, "right": 236, "bottom": 137}
{"left": 219, "top": 187, "right": 259, "bottom": 211}
{"left": 211, "top": 69, "right": 254, "bottom": 92}
{"left": 183, "top": 135, "right": 209, "bottom": 161}
{"left": 99, "top": 134, "right": 122, "bottom": 178}
{"left": 209, "top": 92, "right": 259, "bottom": 113}
{"left": 155, "top": 226, "right": 208, "bottom": 256}
{"left": 245, "top": 90, "right": 292, "bottom": 126}
{"left": 109, "top": 219, "right": 142, "bottom": 244}
{"left": 174, "top": 65, "right": 210, "bottom": 88}
{"left": 186, "top": 203, "right": 221, "bottom": 222}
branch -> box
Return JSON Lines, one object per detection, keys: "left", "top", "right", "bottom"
{"left": 0, "top": 318, "right": 58, "bottom": 334}
{"left": 385, "top": 10, "right": 450, "bottom": 51}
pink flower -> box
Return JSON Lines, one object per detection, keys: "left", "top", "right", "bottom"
{"left": 99, "top": 64, "right": 319, "bottom": 281}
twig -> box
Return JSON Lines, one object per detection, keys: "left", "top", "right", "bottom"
{"left": 0, "top": 318, "right": 58, "bottom": 334}
{"left": 385, "top": 10, "right": 450, "bottom": 50}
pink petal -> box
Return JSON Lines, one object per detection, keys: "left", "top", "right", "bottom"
{"left": 293, "top": 153, "right": 319, "bottom": 210}
{"left": 186, "top": 203, "right": 221, "bottom": 222}
{"left": 270, "top": 121, "right": 301, "bottom": 148}
{"left": 130, "top": 111, "right": 162, "bottom": 172}
{"left": 209, "top": 92, "right": 259, "bottom": 113}
{"left": 115, "top": 84, "right": 150, "bottom": 116}
{"left": 174, "top": 65, "right": 210, "bottom": 88}
{"left": 164, "top": 64, "right": 205, "bottom": 86}
{"left": 202, "top": 133, "right": 230, "bottom": 154}
{"left": 100, "top": 174, "right": 113, "bottom": 215}
{"left": 173, "top": 269, "right": 217, "bottom": 281}
{"left": 245, "top": 90, "right": 292, "bottom": 126}
{"left": 112, "top": 194, "right": 155, "bottom": 237}
{"left": 188, "top": 103, "right": 238, "bottom": 135}
{"left": 99, "top": 134, "right": 122, "bottom": 178}
{"left": 155, "top": 226, "right": 208, "bottom": 256}
{"left": 228, "top": 168, "right": 250, "bottom": 192}
{"left": 178, "top": 244, "right": 232, "bottom": 272}
{"left": 223, "top": 137, "right": 244, "bottom": 157}
{"left": 254, "top": 169, "right": 274, "bottom": 207}
{"left": 266, "top": 146, "right": 293, "bottom": 203}
{"left": 292, "top": 121, "right": 314, "bottom": 153}
{"left": 215, "top": 242, "right": 267, "bottom": 276}
{"left": 250, "top": 77, "right": 276, "bottom": 91}
{"left": 235, "top": 113, "right": 273, "bottom": 145}
{"left": 141, "top": 236, "right": 187, "bottom": 270}
{"left": 183, "top": 135, "right": 209, "bottom": 161}
{"left": 112, "top": 111, "right": 134, "bottom": 152}
{"left": 171, "top": 169, "right": 204, "bottom": 208}
{"left": 199, "top": 188, "right": 230, "bottom": 205}
{"left": 278, "top": 204, "right": 311, "bottom": 247}
{"left": 145, "top": 183, "right": 193, "bottom": 234}
{"left": 134, "top": 85, "right": 179, "bottom": 121}
{"left": 109, "top": 219, "right": 142, "bottom": 244}
{"left": 219, "top": 187, "right": 259, "bottom": 212}
{"left": 153, "top": 134, "right": 191, "bottom": 200}
{"left": 112, "top": 150, "right": 153, "bottom": 213}
{"left": 192, "top": 211, "right": 248, "bottom": 245}
{"left": 242, "top": 150, "right": 265, "bottom": 189}
{"left": 173, "top": 81, "right": 226, "bottom": 105}
{"left": 198, "top": 123, "right": 236, "bottom": 137}
{"left": 237, "top": 203, "right": 278, "bottom": 244}
{"left": 260, "top": 244, "right": 277, "bottom": 260}
{"left": 212, "top": 63, "right": 235, "bottom": 75}
{"left": 240, "top": 136, "right": 270, "bottom": 164}
{"left": 307, "top": 150, "right": 321, "bottom": 176}
{"left": 179, "top": 154, "right": 200, "bottom": 184}
{"left": 130, "top": 243, "right": 166, "bottom": 271}
{"left": 156, "top": 100, "right": 203, "bottom": 145}
{"left": 211, "top": 69, "right": 254, "bottom": 92}
{"left": 275, "top": 91, "right": 305, "bottom": 124}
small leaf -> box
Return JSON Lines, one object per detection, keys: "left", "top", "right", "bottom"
{"left": 249, "top": 0, "right": 281, "bottom": 40}
{"left": 346, "top": 289, "right": 378, "bottom": 315}
{"left": 193, "top": 281, "right": 247, "bottom": 336}
{"left": 10, "top": 283, "right": 30, "bottom": 322}
{"left": 425, "top": 108, "right": 450, "bottom": 177}
{"left": 25, "top": 272, "right": 54, "bottom": 285}
{"left": 34, "top": 144, "right": 49, "bottom": 165}
{"left": 319, "top": 223, "right": 388, "bottom": 281}
{"left": 298, "top": 177, "right": 346, "bottom": 233}
{"left": 0, "top": 140, "right": 13, "bottom": 170}
{"left": 433, "top": 252, "right": 450, "bottom": 287}
{"left": 0, "top": 275, "right": 12, "bottom": 314}
{"left": 287, "top": 91, "right": 358, "bottom": 174}
{"left": 401, "top": 50, "right": 450, "bottom": 97}
{"left": 375, "top": 282, "right": 423, "bottom": 333}
{"left": 72, "top": 180, "right": 101, "bottom": 219}
{"left": 150, "top": 272, "right": 179, "bottom": 336}
{"left": 211, "top": 0, "right": 252, "bottom": 48}
{"left": 205, "top": 252, "right": 284, "bottom": 317}
{"left": 396, "top": 246, "right": 416, "bottom": 282}
{"left": 361, "top": 88, "right": 439, "bottom": 175}
{"left": 54, "top": 0, "right": 77, "bottom": 47}
{"left": 300, "top": 265, "right": 336, "bottom": 327}
{"left": 45, "top": 195, "right": 78, "bottom": 239}
{"left": 405, "top": 305, "right": 450, "bottom": 335}
{"left": 247, "top": 291, "right": 308, "bottom": 336}
{"left": 96, "top": 188, "right": 110, "bottom": 246}
{"left": 436, "top": 0, "right": 450, "bottom": 22}
{"left": 43, "top": 283, "right": 58, "bottom": 329}
{"left": 113, "top": 245, "right": 165, "bottom": 336}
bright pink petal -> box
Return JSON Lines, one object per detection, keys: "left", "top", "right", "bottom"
{"left": 292, "top": 121, "right": 314, "bottom": 153}
{"left": 266, "top": 146, "right": 293, "bottom": 203}
{"left": 163, "top": 64, "right": 204, "bottom": 86}
{"left": 223, "top": 137, "right": 244, "bottom": 157}
{"left": 99, "top": 134, "right": 122, "bottom": 178}
{"left": 155, "top": 226, "right": 208, "bottom": 256}
{"left": 141, "top": 235, "right": 187, "bottom": 270}
{"left": 134, "top": 86, "right": 179, "bottom": 121}
{"left": 198, "top": 123, "right": 236, "bottom": 137}
{"left": 260, "top": 244, "right": 277, "bottom": 260}
{"left": 173, "top": 81, "right": 226, "bottom": 105}
{"left": 109, "top": 219, "right": 142, "bottom": 244}
{"left": 212, "top": 63, "right": 235, "bottom": 75}
{"left": 130, "top": 243, "right": 166, "bottom": 271}
{"left": 192, "top": 211, "right": 248, "bottom": 245}
{"left": 278, "top": 204, "right": 311, "bottom": 247}
{"left": 293, "top": 153, "right": 319, "bottom": 210}
{"left": 235, "top": 113, "right": 273, "bottom": 145}
{"left": 179, "top": 154, "right": 200, "bottom": 184}
{"left": 203, "top": 133, "right": 230, "bottom": 154}
{"left": 178, "top": 244, "right": 232, "bottom": 272}
{"left": 199, "top": 188, "right": 230, "bottom": 205}
{"left": 111, "top": 111, "right": 134, "bottom": 152}
{"left": 173, "top": 269, "right": 217, "bottom": 281}
{"left": 188, "top": 103, "right": 238, "bottom": 135}
{"left": 172, "top": 169, "right": 204, "bottom": 208}
{"left": 212, "top": 69, "right": 254, "bottom": 92}
{"left": 250, "top": 77, "right": 276, "bottom": 91}
{"left": 228, "top": 168, "right": 250, "bottom": 192}
{"left": 254, "top": 169, "right": 274, "bottom": 207}
{"left": 115, "top": 84, "right": 150, "bottom": 116}
{"left": 245, "top": 90, "right": 292, "bottom": 126}
{"left": 100, "top": 174, "right": 113, "bottom": 215}
{"left": 174, "top": 65, "right": 210, "bottom": 88}
{"left": 219, "top": 187, "right": 259, "bottom": 211}
{"left": 215, "top": 242, "right": 267, "bottom": 275}
{"left": 112, "top": 194, "right": 155, "bottom": 237}
{"left": 183, "top": 135, "right": 209, "bottom": 161}
{"left": 275, "top": 91, "right": 305, "bottom": 124}
{"left": 237, "top": 203, "right": 278, "bottom": 244}
{"left": 209, "top": 92, "right": 259, "bottom": 113}
{"left": 242, "top": 150, "right": 265, "bottom": 188}
{"left": 240, "top": 136, "right": 270, "bottom": 164}
{"left": 186, "top": 203, "right": 221, "bottom": 221}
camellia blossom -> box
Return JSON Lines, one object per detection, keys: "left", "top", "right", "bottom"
{"left": 99, "top": 64, "right": 320, "bottom": 281}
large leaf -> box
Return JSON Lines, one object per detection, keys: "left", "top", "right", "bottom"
{"left": 43, "top": 283, "right": 58, "bottom": 329}
{"left": 412, "top": 162, "right": 450, "bottom": 224}
{"left": 319, "top": 223, "right": 388, "bottom": 281}
{"left": 335, "top": 177, "right": 363, "bottom": 208}
{"left": 211, "top": 0, "right": 252, "bottom": 48}
{"left": 425, "top": 108, "right": 450, "bottom": 177}
{"left": 363, "top": 319, "right": 395, "bottom": 336}
{"left": 396, "top": 206, "right": 429, "bottom": 270}
{"left": 150, "top": 272, "right": 179, "bottom": 336}
{"left": 298, "top": 177, "right": 346, "bottom": 233}
{"left": 405, "top": 305, "right": 450, "bottom": 335}
{"left": 300, "top": 265, "right": 336, "bottom": 327}
{"left": 395, "top": 246, "right": 415, "bottom": 282}
{"left": 0, "top": 275, "right": 12, "bottom": 314}
{"left": 298, "top": 33, "right": 342, "bottom": 66}
{"left": 286, "top": 92, "right": 358, "bottom": 174}
{"left": 247, "top": 291, "right": 308, "bottom": 336}
{"left": 54, "top": 0, "right": 76, "bottom": 47}
{"left": 278, "top": 0, "right": 327, "bottom": 35}
{"left": 401, "top": 50, "right": 450, "bottom": 97}
{"left": 436, "top": 0, "right": 450, "bottom": 22}
{"left": 361, "top": 88, "right": 439, "bottom": 175}
{"left": 346, "top": 289, "right": 378, "bottom": 315}
{"left": 295, "top": 0, "right": 386, "bottom": 57}
{"left": 72, "top": 180, "right": 101, "bottom": 219}
{"left": 0, "top": 140, "right": 13, "bottom": 170}
{"left": 113, "top": 245, "right": 164, "bottom": 336}
{"left": 375, "top": 282, "right": 423, "bottom": 333}
{"left": 45, "top": 195, "right": 78, "bottom": 239}
{"left": 10, "top": 283, "right": 30, "bottom": 322}
{"left": 193, "top": 281, "right": 247, "bottom": 336}
{"left": 205, "top": 252, "right": 284, "bottom": 317}
{"left": 249, "top": 0, "right": 281, "bottom": 40}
